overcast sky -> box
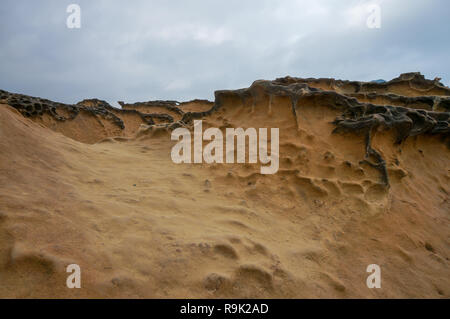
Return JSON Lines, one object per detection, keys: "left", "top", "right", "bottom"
{"left": 0, "top": 0, "right": 449, "bottom": 107}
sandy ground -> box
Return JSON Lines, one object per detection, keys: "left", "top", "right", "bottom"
{"left": 0, "top": 80, "right": 449, "bottom": 298}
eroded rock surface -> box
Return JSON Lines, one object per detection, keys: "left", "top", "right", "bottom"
{"left": 0, "top": 72, "right": 449, "bottom": 298}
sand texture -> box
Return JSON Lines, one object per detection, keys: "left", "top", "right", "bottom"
{"left": 0, "top": 72, "right": 449, "bottom": 298}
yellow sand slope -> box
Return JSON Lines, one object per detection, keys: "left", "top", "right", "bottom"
{"left": 0, "top": 73, "right": 449, "bottom": 298}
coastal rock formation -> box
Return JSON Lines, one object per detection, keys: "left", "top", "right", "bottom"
{"left": 4, "top": 72, "right": 448, "bottom": 186}
{"left": 0, "top": 72, "right": 449, "bottom": 298}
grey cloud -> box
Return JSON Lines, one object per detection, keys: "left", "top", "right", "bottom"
{"left": 0, "top": 0, "right": 449, "bottom": 107}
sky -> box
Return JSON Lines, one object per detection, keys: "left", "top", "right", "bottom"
{"left": 0, "top": 0, "right": 449, "bottom": 107}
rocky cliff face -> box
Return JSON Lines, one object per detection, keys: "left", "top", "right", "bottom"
{"left": 2, "top": 72, "right": 448, "bottom": 186}
{"left": 0, "top": 72, "right": 449, "bottom": 298}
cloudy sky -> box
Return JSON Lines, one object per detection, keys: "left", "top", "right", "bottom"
{"left": 0, "top": 0, "right": 449, "bottom": 106}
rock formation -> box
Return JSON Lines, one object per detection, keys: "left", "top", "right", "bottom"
{"left": 2, "top": 72, "right": 447, "bottom": 186}
{"left": 0, "top": 73, "right": 449, "bottom": 298}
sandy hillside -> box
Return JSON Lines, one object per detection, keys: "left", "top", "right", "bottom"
{"left": 0, "top": 72, "right": 449, "bottom": 298}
